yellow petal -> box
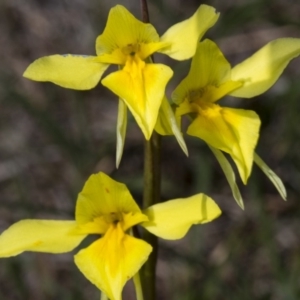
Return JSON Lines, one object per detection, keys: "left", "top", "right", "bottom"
{"left": 159, "top": 5, "right": 219, "bottom": 60}
{"left": 74, "top": 223, "right": 152, "bottom": 300}
{"left": 209, "top": 146, "right": 244, "bottom": 209}
{"left": 76, "top": 211, "right": 148, "bottom": 235}
{"left": 116, "top": 99, "right": 127, "bottom": 168}
{"left": 154, "top": 96, "right": 188, "bottom": 156}
{"left": 187, "top": 106, "right": 261, "bottom": 184}
{"left": 102, "top": 60, "right": 173, "bottom": 140}
{"left": 96, "top": 5, "right": 161, "bottom": 56}
{"left": 76, "top": 173, "right": 143, "bottom": 225}
{"left": 172, "top": 39, "right": 241, "bottom": 105}
{"left": 254, "top": 153, "right": 287, "bottom": 200}
{"left": 230, "top": 38, "right": 300, "bottom": 98}
{"left": 97, "top": 42, "right": 168, "bottom": 65}
{"left": 23, "top": 55, "right": 109, "bottom": 90}
{"left": 122, "top": 212, "right": 148, "bottom": 232}
{"left": 0, "top": 220, "right": 84, "bottom": 257}
{"left": 142, "top": 194, "right": 221, "bottom": 240}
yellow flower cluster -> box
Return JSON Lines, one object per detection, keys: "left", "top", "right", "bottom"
{"left": 1, "top": 3, "right": 299, "bottom": 300}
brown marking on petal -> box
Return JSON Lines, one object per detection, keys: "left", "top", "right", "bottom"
{"left": 33, "top": 240, "right": 43, "bottom": 246}
{"left": 105, "top": 188, "right": 110, "bottom": 193}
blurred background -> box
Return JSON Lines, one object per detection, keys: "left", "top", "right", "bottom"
{"left": 0, "top": 0, "right": 300, "bottom": 299}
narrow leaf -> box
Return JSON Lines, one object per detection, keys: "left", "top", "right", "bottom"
{"left": 116, "top": 99, "right": 127, "bottom": 168}
{"left": 210, "top": 146, "right": 244, "bottom": 209}
{"left": 254, "top": 153, "right": 287, "bottom": 200}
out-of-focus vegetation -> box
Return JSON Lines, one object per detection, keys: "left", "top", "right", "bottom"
{"left": 0, "top": 0, "right": 300, "bottom": 299}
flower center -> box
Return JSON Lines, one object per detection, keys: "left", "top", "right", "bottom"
{"left": 189, "top": 82, "right": 220, "bottom": 103}
{"left": 105, "top": 212, "right": 123, "bottom": 225}
{"left": 122, "top": 43, "right": 141, "bottom": 58}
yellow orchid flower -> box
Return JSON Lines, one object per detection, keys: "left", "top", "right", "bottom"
{"left": 172, "top": 38, "right": 300, "bottom": 189}
{"left": 173, "top": 39, "right": 260, "bottom": 185}
{"left": 0, "top": 172, "right": 221, "bottom": 300}
{"left": 23, "top": 5, "right": 219, "bottom": 142}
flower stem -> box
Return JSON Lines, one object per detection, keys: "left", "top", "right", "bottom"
{"left": 139, "top": 1, "right": 160, "bottom": 299}
{"left": 133, "top": 271, "right": 145, "bottom": 300}
{"left": 140, "top": 0, "right": 150, "bottom": 23}
{"left": 142, "top": 131, "right": 161, "bottom": 300}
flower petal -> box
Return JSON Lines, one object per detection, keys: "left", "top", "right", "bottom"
{"left": 254, "top": 153, "right": 287, "bottom": 200}
{"left": 116, "top": 99, "right": 128, "bottom": 168}
{"left": 76, "top": 173, "right": 143, "bottom": 225}
{"left": 0, "top": 220, "right": 84, "bottom": 257}
{"left": 154, "top": 96, "right": 188, "bottom": 156}
{"left": 102, "top": 61, "right": 173, "bottom": 140}
{"left": 159, "top": 5, "right": 219, "bottom": 60}
{"left": 187, "top": 106, "right": 261, "bottom": 184}
{"left": 74, "top": 223, "right": 152, "bottom": 300}
{"left": 230, "top": 38, "right": 300, "bottom": 98}
{"left": 172, "top": 39, "right": 241, "bottom": 105}
{"left": 209, "top": 146, "right": 244, "bottom": 209}
{"left": 142, "top": 194, "right": 221, "bottom": 240}
{"left": 97, "top": 42, "right": 168, "bottom": 65}
{"left": 96, "top": 5, "right": 161, "bottom": 56}
{"left": 23, "top": 55, "right": 109, "bottom": 90}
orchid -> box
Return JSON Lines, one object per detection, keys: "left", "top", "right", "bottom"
{"left": 0, "top": 172, "right": 221, "bottom": 300}
{"left": 23, "top": 5, "right": 219, "bottom": 145}
{"left": 171, "top": 38, "right": 300, "bottom": 207}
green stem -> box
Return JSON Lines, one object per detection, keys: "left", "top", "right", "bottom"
{"left": 139, "top": 1, "right": 160, "bottom": 299}
{"left": 142, "top": 131, "right": 161, "bottom": 300}
{"left": 143, "top": 131, "right": 161, "bottom": 206}
{"left": 133, "top": 271, "right": 145, "bottom": 300}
